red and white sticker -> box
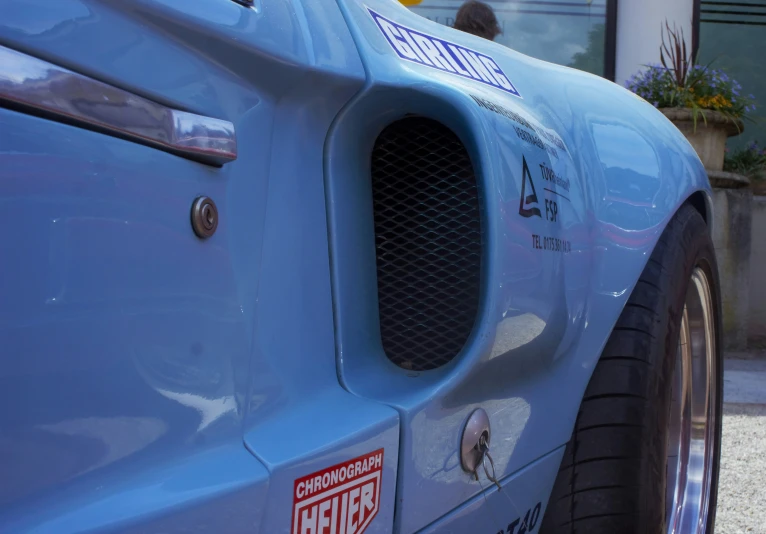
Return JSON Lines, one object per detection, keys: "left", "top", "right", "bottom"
{"left": 292, "top": 449, "right": 384, "bottom": 534}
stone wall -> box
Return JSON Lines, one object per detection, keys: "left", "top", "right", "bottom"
{"left": 749, "top": 196, "right": 766, "bottom": 345}
{"left": 711, "top": 187, "right": 752, "bottom": 350}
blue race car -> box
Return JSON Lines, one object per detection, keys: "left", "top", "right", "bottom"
{"left": 0, "top": 1, "right": 721, "bottom": 533}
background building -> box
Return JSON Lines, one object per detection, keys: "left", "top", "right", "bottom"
{"left": 403, "top": 0, "right": 765, "bottom": 150}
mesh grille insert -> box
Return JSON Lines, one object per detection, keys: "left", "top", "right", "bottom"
{"left": 370, "top": 117, "right": 482, "bottom": 372}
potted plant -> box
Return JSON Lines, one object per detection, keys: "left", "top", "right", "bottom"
{"left": 724, "top": 142, "right": 766, "bottom": 194}
{"left": 624, "top": 22, "right": 756, "bottom": 171}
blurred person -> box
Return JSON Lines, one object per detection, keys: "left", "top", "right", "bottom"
{"left": 453, "top": 1, "right": 501, "bottom": 41}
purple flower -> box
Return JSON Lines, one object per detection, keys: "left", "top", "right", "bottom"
{"left": 653, "top": 101, "right": 660, "bottom": 108}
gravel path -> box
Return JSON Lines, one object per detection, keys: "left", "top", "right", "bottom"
{"left": 716, "top": 359, "right": 766, "bottom": 533}
{"left": 717, "top": 404, "right": 766, "bottom": 533}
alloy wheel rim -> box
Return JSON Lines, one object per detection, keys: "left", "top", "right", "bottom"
{"left": 665, "top": 266, "right": 717, "bottom": 534}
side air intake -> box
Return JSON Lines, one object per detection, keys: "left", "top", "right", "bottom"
{"left": 370, "top": 117, "right": 482, "bottom": 372}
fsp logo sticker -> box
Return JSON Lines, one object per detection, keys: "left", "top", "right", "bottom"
{"left": 518, "top": 156, "right": 541, "bottom": 219}
{"left": 292, "top": 449, "right": 384, "bottom": 534}
{"left": 368, "top": 9, "right": 521, "bottom": 97}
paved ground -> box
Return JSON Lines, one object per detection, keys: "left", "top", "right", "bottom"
{"left": 717, "top": 358, "right": 766, "bottom": 533}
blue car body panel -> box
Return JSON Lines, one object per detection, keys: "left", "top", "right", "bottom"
{"left": 0, "top": 0, "right": 711, "bottom": 533}
{"left": 417, "top": 448, "right": 563, "bottom": 533}
{"left": 330, "top": 1, "right": 710, "bottom": 531}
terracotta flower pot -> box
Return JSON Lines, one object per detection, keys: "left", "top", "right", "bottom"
{"left": 660, "top": 108, "right": 744, "bottom": 171}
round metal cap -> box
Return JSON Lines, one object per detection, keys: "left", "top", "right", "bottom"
{"left": 460, "top": 407, "right": 490, "bottom": 474}
{"left": 191, "top": 196, "right": 218, "bottom": 239}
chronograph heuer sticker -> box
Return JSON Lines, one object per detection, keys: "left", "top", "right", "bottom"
{"left": 291, "top": 449, "right": 384, "bottom": 534}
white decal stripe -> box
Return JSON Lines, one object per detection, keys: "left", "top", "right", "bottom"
{"left": 367, "top": 8, "right": 522, "bottom": 98}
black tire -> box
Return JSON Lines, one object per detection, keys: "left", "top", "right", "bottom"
{"left": 539, "top": 202, "right": 723, "bottom": 534}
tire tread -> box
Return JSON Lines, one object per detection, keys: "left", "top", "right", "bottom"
{"left": 539, "top": 203, "right": 721, "bottom": 534}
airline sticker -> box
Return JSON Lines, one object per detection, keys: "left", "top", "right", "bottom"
{"left": 368, "top": 9, "right": 521, "bottom": 98}
{"left": 292, "top": 449, "right": 384, "bottom": 534}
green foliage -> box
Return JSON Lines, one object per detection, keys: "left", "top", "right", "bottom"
{"left": 724, "top": 141, "right": 766, "bottom": 179}
{"left": 625, "top": 65, "right": 755, "bottom": 118}
{"left": 624, "top": 22, "right": 756, "bottom": 127}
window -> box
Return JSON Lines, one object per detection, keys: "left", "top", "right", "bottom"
{"left": 698, "top": 0, "right": 766, "bottom": 150}
{"left": 403, "top": 0, "right": 617, "bottom": 79}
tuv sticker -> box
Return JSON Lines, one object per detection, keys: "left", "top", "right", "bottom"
{"left": 292, "top": 449, "right": 384, "bottom": 534}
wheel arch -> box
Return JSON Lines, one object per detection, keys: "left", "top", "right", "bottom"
{"left": 687, "top": 189, "right": 711, "bottom": 226}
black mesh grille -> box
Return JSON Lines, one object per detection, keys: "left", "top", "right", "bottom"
{"left": 370, "top": 117, "right": 482, "bottom": 371}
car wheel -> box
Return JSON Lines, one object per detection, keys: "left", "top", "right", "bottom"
{"left": 539, "top": 202, "right": 723, "bottom": 534}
